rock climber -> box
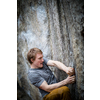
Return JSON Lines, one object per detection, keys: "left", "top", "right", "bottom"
{"left": 27, "top": 48, "right": 75, "bottom": 100}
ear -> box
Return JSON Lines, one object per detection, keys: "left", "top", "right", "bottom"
{"left": 31, "top": 58, "right": 34, "bottom": 63}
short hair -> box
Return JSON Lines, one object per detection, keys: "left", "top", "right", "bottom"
{"left": 27, "top": 48, "right": 43, "bottom": 64}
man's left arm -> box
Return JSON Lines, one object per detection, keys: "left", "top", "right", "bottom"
{"left": 47, "top": 60, "right": 75, "bottom": 76}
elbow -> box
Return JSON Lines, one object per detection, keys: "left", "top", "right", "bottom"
{"left": 52, "top": 61, "right": 60, "bottom": 67}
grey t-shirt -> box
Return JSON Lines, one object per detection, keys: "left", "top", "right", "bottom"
{"left": 28, "top": 58, "right": 58, "bottom": 98}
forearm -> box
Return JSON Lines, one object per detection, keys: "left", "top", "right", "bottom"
{"left": 46, "top": 79, "right": 67, "bottom": 92}
{"left": 48, "top": 60, "right": 75, "bottom": 76}
{"left": 53, "top": 61, "right": 68, "bottom": 73}
{"left": 40, "top": 75, "right": 75, "bottom": 93}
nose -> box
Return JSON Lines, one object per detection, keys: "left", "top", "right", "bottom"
{"left": 42, "top": 58, "right": 44, "bottom": 62}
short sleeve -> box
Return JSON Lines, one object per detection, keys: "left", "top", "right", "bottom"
{"left": 28, "top": 73, "right": 45, "bottom": 87}
{"left": 43, "top": 58, "right": 49, "bottom": 64}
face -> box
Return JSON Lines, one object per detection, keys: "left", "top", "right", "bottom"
{"left": 32, "top": 53, "right": 44, "bottom": 68}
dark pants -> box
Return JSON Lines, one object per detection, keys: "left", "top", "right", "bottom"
{"left": 43, "top": 86, "right": 72, "bottom": 100}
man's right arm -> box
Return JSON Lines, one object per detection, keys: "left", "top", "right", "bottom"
{"left": 39, "top": 75, "right": 75, "bottom": 92}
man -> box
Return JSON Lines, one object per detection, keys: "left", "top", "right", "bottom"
{"left": 27, "top": 48, "right": 75, "bottom": 100}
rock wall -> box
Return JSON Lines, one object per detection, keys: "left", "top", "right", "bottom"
{"left": 17, "top": 0, "right": 84, "bottom": 100}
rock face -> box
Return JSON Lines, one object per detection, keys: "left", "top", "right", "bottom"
{"left": 17, "top": 0, "right": 84, "bottom": 100}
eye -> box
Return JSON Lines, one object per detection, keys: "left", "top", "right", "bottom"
{"left": 39, "top": 57, "right": 42, "bottom": 59}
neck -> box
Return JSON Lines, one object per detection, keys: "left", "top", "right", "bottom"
{"left": 30, "top": 64, "right": 37, "bottom": 69}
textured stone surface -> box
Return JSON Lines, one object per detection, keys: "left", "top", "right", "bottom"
{"left": 17, "top": 0, "right": 84, "bottom": 100}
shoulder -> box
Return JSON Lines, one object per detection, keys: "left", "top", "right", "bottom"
{"left": 43, "top": 58, "right": 49, "bottom": 64}
{"left": 43, "top": 58, "right": 57, "bottom": 66}
{"left": 46, "top": 60, "right": 56, "bottom": 66}
{"left": 28, "top": 69, "right": 39, "bottom": 77}
{"left": 28, "top": 69, "right": 41, "bottom": 82}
